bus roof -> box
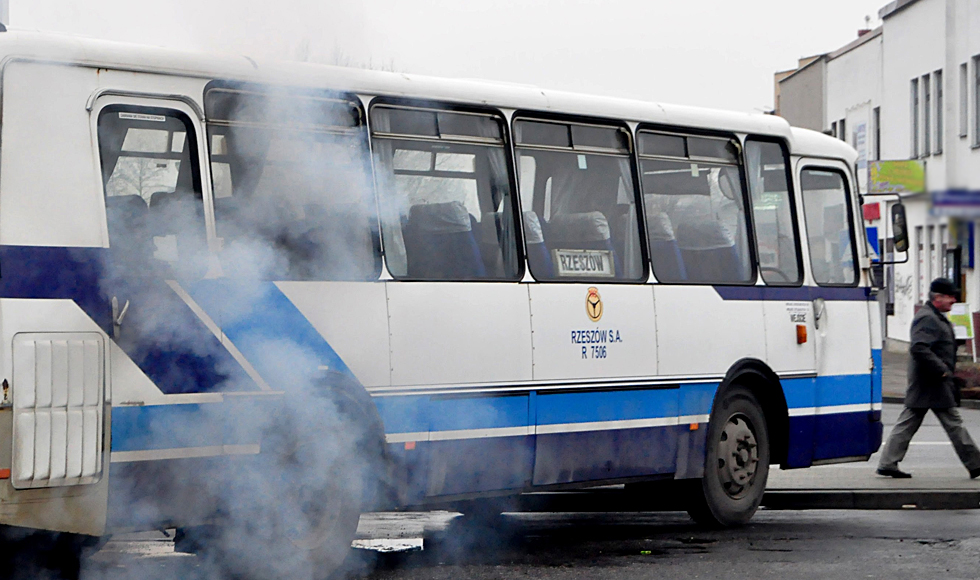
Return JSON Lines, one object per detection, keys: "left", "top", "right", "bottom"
{"left": 0, "top": 30, "right": 855, "bottom": 161}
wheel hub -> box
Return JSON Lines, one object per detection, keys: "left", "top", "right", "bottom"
{"left": 716, "top": 414, "right": 759, "bottom": 499}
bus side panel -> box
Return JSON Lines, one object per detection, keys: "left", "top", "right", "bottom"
{"left": 0, "top": 62, "right": 104, "bottom": 248}
{"left": 532, "top": 388, "right": 679, "bottom": 485}
{"left": 655, "top": 286, "right": 766, "bottom": 376}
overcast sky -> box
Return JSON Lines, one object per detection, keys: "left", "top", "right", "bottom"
{"left": 12, "top": 0, "right": 888, "bottom": 114}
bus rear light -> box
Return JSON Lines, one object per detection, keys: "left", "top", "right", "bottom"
{"left": 796, "top": 325, "right": 807, "bottom": 344}
{"left": 689, "top": 423, "right": 699, "bottom": 431}
{"left": 0, "top": 469, "right": 9, "bottom": 479}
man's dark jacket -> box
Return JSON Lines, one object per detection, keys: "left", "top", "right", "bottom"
{"left": 906, "top": 301, "right": 957, "bottom": 409}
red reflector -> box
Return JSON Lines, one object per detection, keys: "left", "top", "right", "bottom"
{"left": 0, "top": 469, "right": 9, "bottom": 479}
{"left": 689, "top": 423, "right": 699, "bottom": 431}
{"left": 796, "top": 324, "right": 808, "bottom": 344}
{"left": 404, "top": 441, "right": 416, "bottom": 450}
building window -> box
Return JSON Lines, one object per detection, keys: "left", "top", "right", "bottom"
{"left": 923, "top": 74, "right": 931, "bottom": 156}
{"left": 935, "top": 70, "right": 943, "bottom": 154}
{"left": 839, "top": 118, "right": 846, "bottom": 143}
{"left": 915, "top": 225, "right": 924, "bottom": 303}
{"left": 960, "top": 62, "right": 969, "bottom": 138}
{"left": 873, "top": 106, "right": 881, "bottom": 160}
{"left": 911, "top": 78, "right": 919, "bottom": 158}
{"left": 974, "top": 55, "right": 980, "bottom": 146}
{"left": 831, "top": 121, "right": 837, "bottom": 138}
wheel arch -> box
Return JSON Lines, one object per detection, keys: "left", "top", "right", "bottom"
{"left": 718, "top": 358, "right": 789, "bottom": 466}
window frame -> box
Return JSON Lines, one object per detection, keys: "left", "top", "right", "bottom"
{"left": 511, "top": 111, "right": 649, "bottom": 284}
{"left": 935, "top": 69, "right": 943, "bottom": 154}
{"left": 744, "top": 136, "right": 804, "bottom": 287}
{"left": 202, "top": 80, "right": 382, "bottom": 281}
{"left": 370, "top": 98, "right": 525, "bottom": 282}
{"left": 911, "top": 77, "right": 920, "bottom": 158}
{"left": 798, "top": 164, "right": 860, "bottom": 288}
{"left": 974, "top": 55, "right": 980, "bottom": 147}
{"left": 923, "top": 73, "right": 931, "bottom": 156}
{"left": 635, "top": 123, "right": 758, "bottom": 286}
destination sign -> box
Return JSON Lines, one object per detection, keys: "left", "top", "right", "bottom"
{"left": 553, "top": 249, "right": 615, "bottom": 277}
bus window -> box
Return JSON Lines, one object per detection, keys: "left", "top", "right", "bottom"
{"left": 204, "top": 86, "right": 379, "bottom": 281}
{"left": 745, "top": 140, "right": 802, "bottom": 285}
{"left": 371, "top": 105, "right": 520, "bottom": 281}
{"left": 514, "top": 120, "right": 643, "bottom": 282}
{"left": 637, "top": 131, "right": 753, "bottom": 284}
{"left": 98, "top": 108, "right": 205, "bottom": 276}
{"left": 800, "top": 168, "right": 858, "bottom": 286}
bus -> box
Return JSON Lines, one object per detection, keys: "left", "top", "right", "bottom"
{"left": 0, "top": 30, "right": 891, "bottom": 578}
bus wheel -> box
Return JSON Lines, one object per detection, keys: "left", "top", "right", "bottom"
{"left": 211, "top": 378, "right": 386, "bottom": 580}
{"left": 687, "top": 385, "right": 770, "bottom": 527}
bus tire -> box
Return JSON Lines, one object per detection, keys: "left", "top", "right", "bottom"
{"left": 207, "top": 375, "right": 385, "bottom": 580}
{"left": 687, "top": 385, "right": 770, "bottom": 527}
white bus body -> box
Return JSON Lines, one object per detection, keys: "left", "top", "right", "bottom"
{"left": 0, "top": 31, "right": 882, "bottom": 571}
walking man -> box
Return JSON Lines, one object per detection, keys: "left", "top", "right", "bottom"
{"left": 877, "top": 277, "right": 980, "bottom": 479}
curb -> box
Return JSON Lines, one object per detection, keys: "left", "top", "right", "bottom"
{"left": 882, "top": 395, "right": 980, "bottom": 410}
{"left": 445, "top": 488, "right": 980, "bottom": 514}
{"left": 761, "top": 490, "right": 980, "bottom": 510}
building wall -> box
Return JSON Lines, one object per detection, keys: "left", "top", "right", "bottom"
{"left": 826, "top": 33, "right": 883, "bottom": 192}
{"left": 778, "top": 60, "right": 825, "bottom": 132}
{"left": 778, "top": 0, "right": 980, "bottom": 344}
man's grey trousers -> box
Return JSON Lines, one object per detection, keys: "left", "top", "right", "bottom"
{"left": 878, "top": 407, "right": 980, "bottom": 471}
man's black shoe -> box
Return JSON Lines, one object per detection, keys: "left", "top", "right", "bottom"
{"left": 969, "top": 467, "right": 980, "bottom": 480}
{"left": 876, "top": 467, "right": 912, "bottom": 479}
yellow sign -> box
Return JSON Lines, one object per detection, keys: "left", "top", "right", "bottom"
{"left": 869, "top": 160, "right": 926, "bottom": 195}
{"left": 949, "top": 303, "right": 974, "bottom": 340}
{"left": 586, "top": 287, "right": 603, "bottom": 323}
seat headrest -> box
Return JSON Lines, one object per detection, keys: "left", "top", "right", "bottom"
{"left": 522, "top": 212, "right": 545, "bottom": 244}
{"left": 408, "top": 201, "right": 472, "bottom": 234}
{"left": 548, "top": 211, "right": 610, "bottom": 242}
{"left": 676, "top": 220, "right": 734, "bottom": 250}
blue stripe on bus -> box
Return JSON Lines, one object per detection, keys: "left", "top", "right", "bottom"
{"left": 372, "top": 373, "right": 874, "bottom": 438}
{"left": 186, "top": 280, "right": 355, "bottom": 385}
{"left": 782, "top": 373, "right": 873, "bottom": 408}
{"left": 713, "top": 286, "right": 871, "bottom": 301}
{"left": 430, "top": 395, "right": 530, "bottom": 431}
{"left": 535, "top": 388, "right": 680, "bottom": 426}
{"left": 0, "top": 246, "right": 111, "bottom": 330}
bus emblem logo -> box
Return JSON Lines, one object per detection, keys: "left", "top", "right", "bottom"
{"left": 586, "top": 287, "right": 603, "bottom": 322}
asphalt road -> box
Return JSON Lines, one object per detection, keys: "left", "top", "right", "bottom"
{"left": 69, "top": 403, "right": 980, "bottom": 580}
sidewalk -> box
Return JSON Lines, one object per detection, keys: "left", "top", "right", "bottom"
{"left": 880, "top": 344, "right": 980, "bottom": 409}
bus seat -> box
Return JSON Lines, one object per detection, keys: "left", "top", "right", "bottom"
{"left": 475, "top": 212, "right": 505, "bottom": 277}
{"left": 546, "top": 211, "right": 620, "bottom": 277}
{"left": 522, "top": 211, "right": 553, "bottom": 278}
{"left": 675, "top": 220, "right": 740, "bottom": 283}
{"left": 403, "top": 201, "right": 486, "bottom": 279}
{"left": 644, "top": 203, "right": 686, "bottom": 282}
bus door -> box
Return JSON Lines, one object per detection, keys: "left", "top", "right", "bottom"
{"left": 797, "top": 159, "right": 873, "bottom": 461}
{"left": 93, "top": 96, "right": 243, "bottom": 399}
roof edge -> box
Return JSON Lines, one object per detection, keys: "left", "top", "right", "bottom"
{"left": 879, "top": 0, "right": 921, "bottom": 20}
{"left": 828, "top": 26, "right": 882, "bottom": 60}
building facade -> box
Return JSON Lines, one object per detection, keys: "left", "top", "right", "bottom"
{"left": 778, "top": 0, "right": 980, "bottom": 344}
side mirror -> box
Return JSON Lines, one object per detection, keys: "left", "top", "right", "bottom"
{"left": 891, "top": 203, "right": 909, "bottom": 253}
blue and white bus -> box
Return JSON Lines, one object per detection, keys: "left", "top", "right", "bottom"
{"left": 0, "top": 31, "right": 891, "bottom": 578}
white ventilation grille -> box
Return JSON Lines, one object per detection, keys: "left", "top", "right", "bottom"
{"left": 12, "top": 333, "right": 105, "bottom": 489}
